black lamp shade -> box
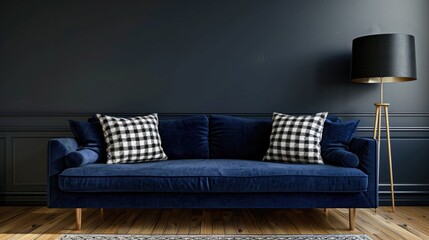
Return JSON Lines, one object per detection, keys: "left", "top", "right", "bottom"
{"left": 351, "top": 33, "right": 417, "bottom": 83}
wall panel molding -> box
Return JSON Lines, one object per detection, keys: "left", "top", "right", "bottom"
{"left": 0, "top": 192, "right": 46, "bottom": 205}
{"left": 12, "top": 137, "right": 51, "bottom": 186}
{"left": 0, "top": 137, "right": 6, "bottom": 193}
{"left": 1, "top": 131, "right": 71, "bottom": 193}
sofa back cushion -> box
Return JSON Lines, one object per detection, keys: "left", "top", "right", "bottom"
{"left": 209, "top": 115, "right": 272, "bottom": 160}
{"left": 158, "top": 115, "right": 209, "bottom": 159}
{"left": 69, "top": 120, "right": 105, "bottom": 149}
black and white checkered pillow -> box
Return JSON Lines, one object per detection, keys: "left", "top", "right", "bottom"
{"left": 263, "top": 112, "right": 328, "bottom": 164}
{"left": 97, "top": 114, "right": 167, "bottom": 164}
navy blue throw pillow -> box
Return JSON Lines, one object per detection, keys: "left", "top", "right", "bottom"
{"left": 65, "top": 147, "right": 101, "bottom": 168}
{"left": 69, "top": 120, "right": 105, "bottom": 149}
{"left": 158, "top": 115, "right": 209, "bottom": 159}
{"left": 323, "top": 148, "right": 360, "bottom": 168}
{"left": 326, "top": 114, "right": 339, "bottom": 122}
{"left": 68, "top": 120, "right": 106, "bottom": 166}
{"left": 321, "top": 117, "right": 360, "bottom": 167}
{"left": 209, "top": 115, "right": 272, "bottom": 160}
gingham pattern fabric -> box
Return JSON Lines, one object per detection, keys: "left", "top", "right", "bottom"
{"left": 263, "top": 112, "right": 328, "bottom": 164}
{"left": 97, "top": 114, "right": 167, "bottom": 164}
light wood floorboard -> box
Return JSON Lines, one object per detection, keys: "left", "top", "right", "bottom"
{"left": 0, "top": 207, "right": 428, "bottom": 239}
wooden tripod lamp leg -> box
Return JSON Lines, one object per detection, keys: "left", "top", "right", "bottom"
{"left": 384, "top": 106, "right": 395, "bottom": 212}
{"left": 76, "top": 208, "right": 82, "bottom": 230}
{"left": 373, "top": 106, "right": 381, "bottom": 139}
{"left": 374, "top": 104, "right": 382, "bottom": 213}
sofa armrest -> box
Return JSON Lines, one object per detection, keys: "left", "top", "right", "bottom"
{"left": 48, "top": 138, "right": 78, "bottom": 207}
{"left": 349, "top": 137, "right": 378, "bottom": 207}
{"left": 48, "top": 138, "right": 78, "bottom": 176}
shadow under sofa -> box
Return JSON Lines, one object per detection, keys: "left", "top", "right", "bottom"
{"left": 47, "top": 114, "right": 378, "bottom": 230}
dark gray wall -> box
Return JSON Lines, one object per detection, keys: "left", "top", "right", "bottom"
{"left": 1, "top": 0, "right": 428, "bottom": 205}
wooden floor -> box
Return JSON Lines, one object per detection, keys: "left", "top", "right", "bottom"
{"left": 0, "top": 207, "right": 429, "bottom": 240}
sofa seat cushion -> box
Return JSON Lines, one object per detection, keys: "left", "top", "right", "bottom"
{"left": 58, "top": 159, "right": 368, "bottom": 193}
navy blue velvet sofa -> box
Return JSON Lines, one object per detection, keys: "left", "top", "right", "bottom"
{"left": 48, "top": 114, "right": 377, "bottom": 230}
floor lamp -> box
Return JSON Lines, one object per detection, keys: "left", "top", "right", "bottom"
{"left": 350, "top": 33, "right": 417, "bottom": 212}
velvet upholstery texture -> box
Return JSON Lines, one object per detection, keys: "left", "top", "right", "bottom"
{"left": 68, "top": 120, "right": 105, "bottom": 165}
{"left": 69, "top": 120, "right": 105, "bottom": 149}
{"left": 47, "top": 192, "right": 375, "bottom": 209}
{"left": 326, "top": 114, "right": 339, "bottom": 122}
{"left": 158, "top": 115, "right": 209, "bottom": 159}
{"left": 48, "top": 137, "right": 378, "bottom": 209}
{"left": 321, "top": 118, "right": 360, "bottom": 167}
{"left": 209, "top": 115, "right": 272, "bottom": 159}
{"left": 64, "top": 148, "right": 101, "bottom": 168}
{"left": 323, "top": 150, "right": 360, "bottom": 168}
{"left": 59, "top": 159, "right": 367, "bottom": 193}
{"left": 321, "top": 118, "right": 359, "bottom": 148}
{"left": 350, "top": 137, "right": 378, "bottom": 207}
{"left": 48, "top": 138, "right": 78, "bottom": 207}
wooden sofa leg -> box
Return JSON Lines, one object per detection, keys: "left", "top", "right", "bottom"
{"left": 349, "top": 208, "right": 356, "bottom": 230}
{"left": 100, "top": 208, "right": 104, "bottom": 215}
{"left": 76, "top": 208, "right": 82, "bottom": 230}
{"left": 324, "top": 208, "right": 328, "bottom": 215}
